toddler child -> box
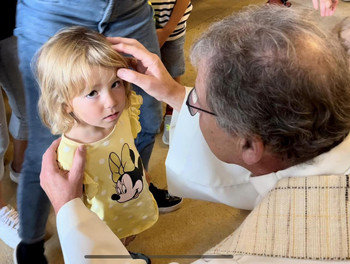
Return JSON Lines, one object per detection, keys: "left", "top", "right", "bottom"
{"left": 35, "top": 26, "right": 158, "bottom": 242}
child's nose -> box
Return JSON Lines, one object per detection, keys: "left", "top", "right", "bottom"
{"left": 105, "top": 93, "right": 118, "bottom": 108}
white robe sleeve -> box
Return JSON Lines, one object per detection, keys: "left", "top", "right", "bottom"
{"left": 56, "top": 198, "right": 145, "bottom": 264}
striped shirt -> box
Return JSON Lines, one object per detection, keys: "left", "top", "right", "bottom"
{"left": 151, "top": 0, "right": 193, "bottom": 41}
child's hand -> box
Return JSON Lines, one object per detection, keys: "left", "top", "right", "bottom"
{"left": 156, "top": 28, "right": 171, "bottom": 48}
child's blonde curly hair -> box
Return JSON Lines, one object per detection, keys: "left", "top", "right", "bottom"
{"left": 36, "top": 26, "right": 131, "bottom": 135}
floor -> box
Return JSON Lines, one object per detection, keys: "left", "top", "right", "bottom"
{"left": 1, "top": 0, "right": 350, "bottom": 263}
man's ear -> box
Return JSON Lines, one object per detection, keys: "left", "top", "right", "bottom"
{"left": 241, "top": 137, "right": 264, "bottom": 165}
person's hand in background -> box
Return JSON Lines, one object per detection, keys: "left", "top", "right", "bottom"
{"left": 312, "top": 0, "right": 338, "bottom": 16}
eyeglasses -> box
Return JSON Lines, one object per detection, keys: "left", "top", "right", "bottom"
{"left": 186, "top": 87, "right": 216, "bottom": 116}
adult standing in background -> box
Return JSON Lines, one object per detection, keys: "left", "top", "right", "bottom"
{"left": 0, "top": 0, "right": 28, "bottom": 250}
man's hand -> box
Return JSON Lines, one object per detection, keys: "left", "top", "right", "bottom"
{"left": 312, "top": 0, "right": 338, "bottom": 16}
{"left": 108, "top": 37, "right": 186, "bottom": 112}
{"left": 40, "top": 138, "right": 86, "bottom": 214}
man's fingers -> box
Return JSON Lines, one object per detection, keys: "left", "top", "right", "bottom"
{"left": 117, "top": 68, "right": 153, "bottom": 91}
{"left": 107, "top": 36, "right": 141, "bottom": 46}
{"left": 123, "top": 57, "right": 138, "bottom": 69}
{"left": 112, "top": 42, "right": 155, "bottom": 65}
{"left": 123, "top": 57, "right": 147, "bottom": 74}
{"left": 69, "top": 145, "right": 86, "bottom": 184}
{"left": 312, "top": 0, "right": 319, "bottom": 9}
{"left": 109, "top": 37, "right": 151, "bottom": 64}
{"left": 40, "top": 138, "right": 62, "bottom": 190}
{"left": 109, "top": 38, "right": 160, "bottom": 76}
{"left": 41, "top": 138, "right": 61, "bottom": 174}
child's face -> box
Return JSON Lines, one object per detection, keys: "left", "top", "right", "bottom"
{"left": 70, "top": 66, "right": 126, "bottom": 131}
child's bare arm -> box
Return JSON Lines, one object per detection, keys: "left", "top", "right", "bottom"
{"left": 157, "top": 0, "right": 191, "bottom": 47}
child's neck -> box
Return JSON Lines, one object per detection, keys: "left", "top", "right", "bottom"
{"left": 65, "top": 124, "right": 114, "bottom": 144}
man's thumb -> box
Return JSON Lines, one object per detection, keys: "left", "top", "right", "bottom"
{"left": 69, "top": 145, "right": 86, "bottom": 182}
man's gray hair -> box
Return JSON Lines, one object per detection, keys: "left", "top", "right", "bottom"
{"left": 191, "top": 5, "right": 350, "bottom": 164}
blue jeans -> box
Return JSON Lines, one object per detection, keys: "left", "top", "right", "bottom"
{"left": 15, "top": 0, "right": 161, "bottom": 243}
{"left": 0, "top": 36, "right": 28, "bottom": 180}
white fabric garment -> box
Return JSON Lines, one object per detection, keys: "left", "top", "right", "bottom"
{"left": 166, "top": 87, "right": 257, "bottom": 210}
{"left": 249, "top": 133, "right": 350, "bottom": 205}
{"left": 57, "top": 198, "right": 145, "bottom": 264}
{"left": 58, "top": 199, "right": 350, "bottom": 264}
{"left": 166, "top": 87, "right": 350, "bottom": 210}
{"left": 192, "top": 255, "right": 350, "bottom": 263}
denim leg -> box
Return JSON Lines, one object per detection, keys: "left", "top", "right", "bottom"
{"left": 0, "top": 36, "right": 28, "bottom": 141}
{"left": 14, "top": 0, "right": 109, "bottom": 243}
{"left": 16, "top": 36, "right": 57, "bottom": 243}
{"left": 104, "top": 3, "right": 162, "bottom": 169}
{"left": 133, "top": 86, "right": 162, "bottom": 171}
{"left": 0, "top": 90, "right": 8, "bottom": 181}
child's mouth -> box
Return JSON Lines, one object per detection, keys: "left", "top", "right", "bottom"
{"left": 104, "top": 112, "right": 119, "bottom": 121}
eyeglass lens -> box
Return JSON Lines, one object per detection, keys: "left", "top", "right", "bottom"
{"left": 188, "top": 88, "right": 198, "bottom": 115}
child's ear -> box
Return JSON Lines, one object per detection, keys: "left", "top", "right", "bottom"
{"left": 63, "top": 103, "right": 73, "bottom": 113}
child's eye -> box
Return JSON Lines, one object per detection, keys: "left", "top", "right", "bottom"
{"left": 86, "top": 90, "right": 98, "bottom": 98}
{"left": 111, "top": 80, "right": 121, "bottom": 89}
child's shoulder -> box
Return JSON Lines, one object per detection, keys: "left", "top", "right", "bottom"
{"left": 127, "top": 91, "right": 143, "bottom": 139}
{"left": 58, "top": 134, "right": 80, "bottom": 149}
{"left": 129, "top": 90, "right": 143, "bottom": 106}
